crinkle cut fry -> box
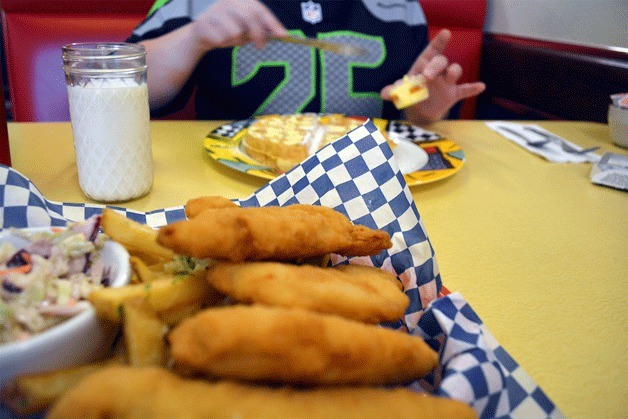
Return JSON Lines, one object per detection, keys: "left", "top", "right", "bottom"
{"left": 157, "top": 204, "right": 391, "bottom": 261}
{"left": 48, "top": 366, "right": 477, "bottom": 419}
{"left": 168, "top": 305, "right": 438, "bottom": 386}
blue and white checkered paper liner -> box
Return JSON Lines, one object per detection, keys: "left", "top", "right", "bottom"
{"left": 0, "top": 120, "right": 561, "bottom": 418}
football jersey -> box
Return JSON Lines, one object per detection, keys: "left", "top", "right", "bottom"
{"left": 128, "top": 0, "right": 428, "bottom": 120}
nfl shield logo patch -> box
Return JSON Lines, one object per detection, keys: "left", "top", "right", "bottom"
{"left": 301, "top": 0, "right": 322, "bottom": 24}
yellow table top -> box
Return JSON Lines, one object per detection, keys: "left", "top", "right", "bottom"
{"left": 7, "top": 120, "right": 628, "bottom": 417}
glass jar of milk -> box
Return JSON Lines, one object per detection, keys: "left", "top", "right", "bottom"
{"left": 62, "top": 43, "right": 153, "bottom": 202}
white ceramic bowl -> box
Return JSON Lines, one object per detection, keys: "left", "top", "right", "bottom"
{"left": 608, "top": 104, "right": 628, "bottom": 148}
{"left": 0, "top": 227, "right": 130, "bottom": 389}
{"left": 392, "top": 140, "right": 429, "bottom": 174}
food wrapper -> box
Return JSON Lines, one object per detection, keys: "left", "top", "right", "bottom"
{"left": 0, "top": 120, "right": 562, "bottom": 418}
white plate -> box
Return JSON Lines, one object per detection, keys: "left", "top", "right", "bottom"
{"left": 0, "top": 227, "right": 130, "bottom": 389}
{"left": 205, "top": 117, "right": 466, "bottom": 186}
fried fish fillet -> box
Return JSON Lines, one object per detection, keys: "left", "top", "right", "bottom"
{"left": 157, "top": 204, "right": 392, "bottom": 262}
{"left": 184, "top": 195, "right": 237, "bottom": 219}
{"left": 207, "top": 262, "right": 408, "bottom": 323}
{"left": 48, "top": 366, "right": 476, "bottom": 419}
{"left": 168, "top": 305, "right": 438, "bottom": 385}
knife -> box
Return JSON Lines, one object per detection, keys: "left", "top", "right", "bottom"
{"left": 273, "top": 35, "right": 367, "bottom": 57}
{"left": 496, "top": 125, "right": 549, "bottom": 147}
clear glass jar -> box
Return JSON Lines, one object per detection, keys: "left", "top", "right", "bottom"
{"left": 62, "top": 43, "right": 153, "bottom": 202}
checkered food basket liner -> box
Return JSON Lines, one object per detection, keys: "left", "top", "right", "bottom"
{"left": 0, "top": 121, "right": 561, "bottom": 418}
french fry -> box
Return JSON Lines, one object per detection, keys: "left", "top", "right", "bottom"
{"left": 158, "top": 302, "right": 205, "bottom": 327}
{"left": 129, "top": 255, "right": 155, "bottom": 283}
{"left": 101, "top": 208, "right": 175, "bottom": 266}
{"left": 122, "top": 298, "right": 168, "bottom": 367}
{"left": 88, "top": 270, "right": 219, "bottom": 323}
{"left": 0, "top": 357, "right": 123, "bottom": 415}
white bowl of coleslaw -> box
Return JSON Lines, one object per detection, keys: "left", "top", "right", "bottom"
{"left": 0, "top": 219, "right": 130, "bottom": 389}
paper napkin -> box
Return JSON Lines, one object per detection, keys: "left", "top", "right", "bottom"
{"left": 0, "top": 120, "right": 562, "bottom": 418}
{"left": 486, "top": 121, "right": 600, "bottom": 164}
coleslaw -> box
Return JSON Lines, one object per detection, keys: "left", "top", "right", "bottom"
{"left": 0, "top": 216, "right": 111, "bottom": 344}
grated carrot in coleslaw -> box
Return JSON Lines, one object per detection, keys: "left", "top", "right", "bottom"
{"left": 0, "top": 216, "right": 111, "bottom": 344}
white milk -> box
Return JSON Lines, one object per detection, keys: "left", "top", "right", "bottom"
{"left": 67, "top": 78, "right": 153, "bottom": 202}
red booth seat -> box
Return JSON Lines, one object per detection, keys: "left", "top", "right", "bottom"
{"left": 421, "top": 0, "right": 487, "bottom": 119}
{"left": 0, "top": 72, "right": 9, "bottom": 165}
{"left": 1, "top": 0, "right": 154, "bottom": 122}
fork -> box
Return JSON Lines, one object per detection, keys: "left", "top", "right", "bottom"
{"left": 523, "top": 126, "right": 600, "bottom": 155}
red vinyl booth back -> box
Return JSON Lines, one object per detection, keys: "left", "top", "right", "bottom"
{"left": 421, "top": 0, "right": 486, "bottom": 119}
{"left": 1, "top": 0, "right": 486, "bottom": 122}
{"left": 1, "top": 0, "right": 154, "bottom": 122}
{"left": 0, "top": 72, "right": 9, "bottom": 165}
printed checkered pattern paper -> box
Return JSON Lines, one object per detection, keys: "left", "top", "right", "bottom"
{"left": 387, "top": 120, "right": 442, "bottom": 143}
{"left": 414, "top": 293, "right": 562, "bottom": 418}
{"left": 0, "top": 120, "right": 561, "bottom": 418}
{"left": 0, "top": 166, "right": 187, "bottom": 229}
{"left": 208, "top": 119, "right": 252, "bottom": 139}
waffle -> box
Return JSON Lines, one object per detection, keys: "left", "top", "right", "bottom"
{"left": 242, "top": 114, "right": 363, "bottom": 172}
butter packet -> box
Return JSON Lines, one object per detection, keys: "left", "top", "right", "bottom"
{"left": 590, "top": 152, "right": 628, "bottom": 191}
{"left": 390, "top": 74, "right": 429, "bottom": 109}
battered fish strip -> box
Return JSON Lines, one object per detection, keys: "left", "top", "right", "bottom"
{"left": 157, "top": 204, "right": 392, "bottom": 262}
{"left": 184, "top": 195, "right": 237, "bottom": 218}
{"left": 48, "top": 366, "right": 476, "bottom": 419}
{"left": 207, "top": 262, "right": 408, "bottom": 323}
{"left": 169, "top": 305, "right": 438, "bottom": 385}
